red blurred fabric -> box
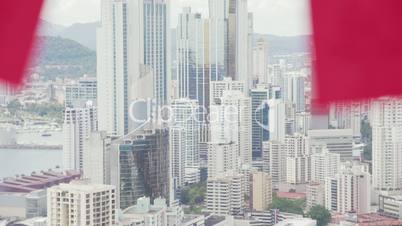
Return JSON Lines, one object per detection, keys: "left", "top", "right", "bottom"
{"left": 311, "top": 0, "right": 402, "bottom": 104}
{"left": 0, "top": 1, "right": 44, "bottom": 85}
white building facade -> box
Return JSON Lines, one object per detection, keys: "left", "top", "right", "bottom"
{"left": 47, "top": 182, "right": 117, "bottom": 226}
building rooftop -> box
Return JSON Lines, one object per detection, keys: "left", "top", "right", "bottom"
{"left": 332, "top": 213, "right": 402, "bottom": 226}
{"left": 0, "top": 170, "right": 81, "bottom": 193}
{"left": 277, "top": 192, "right": 306, "bottom": 200}
{"left": 54, "top": 181, "right": 115, "bottom": 193}
{"left": 275, "top": 218, "right": 316, "bottom": 226}
{"left": 205, "top": 215, "right": 227, "bottom": 226}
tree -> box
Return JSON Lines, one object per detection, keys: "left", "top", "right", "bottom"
{"left": 361, "top": 118, "right": 372, "bottom": 160}
{"left": 269, "top": 193, "right": 305, "bottom": 215}
{"left": 7, "top": 99, "right": 22, "bottom": 115}
{"left": 180, "top": 182, "right": 206, "bottom": 214}
{"left": 180, "top": 182, "right": 206, "bottom": 206}
{"left": 307, "top": 205, "right": 331, "bottom": 226}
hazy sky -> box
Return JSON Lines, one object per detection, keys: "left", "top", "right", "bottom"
{"left": 42, "top": 0, "right": 311, "bottom": 36}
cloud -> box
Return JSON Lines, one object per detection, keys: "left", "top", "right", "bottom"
{"left": 42, "top": 0, "right": 311, "bottom": 36}
{"left": 41, "top": 0, "right": 100, "bottom": 26}
{"left": 248, "top": 0, "right": 311, "bottom": 36}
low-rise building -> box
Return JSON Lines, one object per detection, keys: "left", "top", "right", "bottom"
{"left": 379, "top": 195, "right": 402, "bottom": 220}
{"left": 121, "top": 197, "right": 167, "bottom": 226}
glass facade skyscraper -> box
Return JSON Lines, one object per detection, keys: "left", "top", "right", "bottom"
{"left": 97, "top": 0, "right": 170, "bottom": 136}
{"left": 144, "top": 0, "right": 170, "bottom": 106}
{"left": 111, "top": 127, "right": 170, "bottom": 209}
{"left": 176, "top": 7, "right": 209, "bottom": 112}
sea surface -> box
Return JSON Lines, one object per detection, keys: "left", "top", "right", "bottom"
{"left": 0, "top": 148, "right": 62, "bottom": 179}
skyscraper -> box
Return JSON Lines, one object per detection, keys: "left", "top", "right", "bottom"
{"left": 83, "top": 131, "right": 111, "bottom": 184}
{"left": 285, "top": 134, "right": 310, "bottom": 185}
{"left": 253, "top": 38, "right": 269, "bottom": 85}
{"left": 143, "top": 0, "right": 171, "bottom": 106}
{"left": 262, "top": 140, "right": 287, "bottom": 185}
{"left": 176, "top": 7, "right": 209, "bottom": 111}
{"left": 110, "top": 126, "right": 170, "bottom": 209}
{"left": 208, "top": 0, "right": 249, "bottom": 88}
{"left": 286, "top": 73, "right": 305, "bottom": 113}
{"left": 268, "top": 99, "right": 286, "bottom": 142}
{"left": 206, "top": 171, "right": 245, "bottom": 216}
{"left": 207, "top": 142, "right": 239, "bottom": 179}
{"left": 63, "top": 101, "right": 97, "bottom": 171}
{"left": 170, "top": 98, "right": 200, "bottom": 188}
{"left": 324, "top": 166, "right": 371, "bottom": 214}
{"left": 329, "top": 101, "right": 361, "bottom": 138}
{"left": 250, "top": 85, "right": 270, "bottom": 158}
{"left": 97, "top": 0, "right": 130, "bottom": 136}
{"left": 372, "top": 98, "right": 402, "bottom": 192}
{"left": 210, "top": 90, "right": 252, "bottom": 165}
{"left": 310, "top": 147, "right": 341, "bottom": 184}
{"left": 97, "top": 0, "right": 170, "bottom": 136}
{"left": 250, "top": 171, "right": 272, "bottom": 211}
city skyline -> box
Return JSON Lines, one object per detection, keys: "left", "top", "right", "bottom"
{"left": 2, "top": 0, "right": 402, "bottom": 225}
{"left": 41, "top": 0, "right": 312, "bottom": 36}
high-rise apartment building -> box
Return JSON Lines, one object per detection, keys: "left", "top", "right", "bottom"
{"left": 371, "top": 98, "right": 402, "bottom": 192}
{"left": 310, "top": 147, "right": 341, "bottom": 184}
{"left": 270, "top": 62, "right": 286, "bottom": 93}
{"left": 262, "top": 141, "right": 287, "bottom": 185}
{"left": 83, "top": 131, "right": 111, "bottom": 184}
{"left": 170, "top": 99, "right": 200, "bottom": 188}
{"left": 329, "top": 101, "right": 362, "bottom": 137}
{"left": 65, "top": 76, "right": 97, "bottom": 108}
{"left": 286, "top": 73, "right": 305, "bottom": 113}
{"left": 207, "top": 142, "right": 239, "bottom": 179}
{"left": 250, "top": 171, "right": 272, "bottom": 211}
{"left": 268, "top": 99, "right": 286, "bottom": 142}
{"left": 252, "top": 38, "right": 269, "bottom": 85}
{"left": 97, "top": 0, "right": 170, "bottom": 136}
{"left": 206, "top": 171, "right": 245, "bottom": 216}
{"left": 210, "top": 77, "right": 245, "bottom": 104}
{"left": 286, "top": 157, "right": 310, "bottom": 185}
{"left": 285, "top": 134, "right": 310, "bottom": 184}
{"left": 0, "top": 83, "right": 14, "bottom": 106}
{"left": 306, "top": 182, "right": 324, "bottom": 210}
{"left": 63, "top": 101, "right": 97, "bottom": 171}
{"left": 295, "top": 112, "right": 311, "bottom": 136}
{"left": 210, "top": 90, "right": 252, "bottom": 165}
{"left": 324, "top": 166, "right": 371, "bottom": 214}
{"left": 47, "top": 182, "right": 117, "bottom": 226}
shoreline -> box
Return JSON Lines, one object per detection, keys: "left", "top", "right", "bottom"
{"left": 0, "top": 145, "right": 62, "bottom": 150}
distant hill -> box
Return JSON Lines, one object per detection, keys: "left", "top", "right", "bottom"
{"left": 31, "top": 36, "right": 96, "bottom": 79}
{"left": 38, "top": 19, "right": 66, "bottom": 37}
{"left": 253, "top": 33, "right": 312, "bottom": 59}
{"left": 40, "top": 20, "right": 311, "bottom": 56}
{"left": 59, "top": 22, "right": 100, "bottom": 50}
{"left": 39, "top": 20, "right": 98, "bottom": 50}
{"left": 33, "top": 21, "right": 310, "bottom": 80}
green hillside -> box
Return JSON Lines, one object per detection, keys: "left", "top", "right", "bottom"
{"left": 32, "top": 36, "right": 96, "bottom": 79}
